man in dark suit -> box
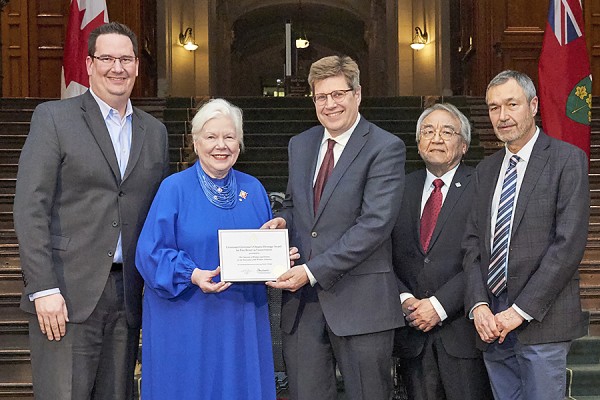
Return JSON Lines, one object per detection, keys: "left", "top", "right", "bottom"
{"left": 463, "top": 70, "right": 589, "bottom": 400}
{"left": 392, "top": 103, "right": 492, "bottom": 400}
{"left": 263, "top": 55, "right": 405, "bottom": 400}
{"left": 13, "top": 22, "right": 169, "bottom": 400}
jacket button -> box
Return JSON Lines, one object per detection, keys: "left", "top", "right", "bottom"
{"left": 424, "top": 257, "right": 430, "bottom": 264}
{"left": 107, "top": 251, "right": 114, "bottom": 257}
{"left": 112, "top": 221, "right": 119, "bottom": 227}
{"left": 311, "top": 232, "right": 318, "bottom": 238}
{"left": 119, "top": 191, "right": 125, "bottom": 197}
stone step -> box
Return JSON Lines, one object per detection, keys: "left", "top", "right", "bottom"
{"left": 0, "top": 350, "right": 31, "bottom": 384}
{"left": 0, "top": 268, "right": 23, "bottom": 294}
{"left": 0, "top": 122, "right": 29, "bottom": 136}
{"left": 0, "top": 321, "right": 28, "bottom": 350}
{"left": 0, "top": 136, "right": 26, "bottom": 150}
{"left": 569, "top": 364, "right": 600, "bottom": 397}
{"left": 0, "top": 383, "right": 33, "bottom": 399}
{"left": 568, "top": 336, "right": 600, "bottom": 365}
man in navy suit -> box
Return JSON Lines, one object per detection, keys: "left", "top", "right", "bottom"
{"left": 463, "top": 70, "right": 589, "bottom": 400}
{"left": 392, "top": 103, "right": 492, "bottom": 400}
{"left": 263, "top": 55, "right": 405, "bottom": 400}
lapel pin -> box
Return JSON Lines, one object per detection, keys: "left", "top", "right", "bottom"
{"left": 455, "top": 182, "right": 461, "bottom": 188}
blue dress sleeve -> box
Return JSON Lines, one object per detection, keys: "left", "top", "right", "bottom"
{"left": 135, "top": 181, "right": 198, "bottom": 299}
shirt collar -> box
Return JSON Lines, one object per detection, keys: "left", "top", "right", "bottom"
{"left": 321, "top": 113, "right": 362, "bottom": 147}
{"left": 89, "top": 88, "right": 133, "bottom": 121}
{"left": 424, "top": 163, "right": 460, "bottom": 190}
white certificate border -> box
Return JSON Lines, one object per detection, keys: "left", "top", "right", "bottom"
{"left": 218, "top": 229, "right": 290, "bottom": 282}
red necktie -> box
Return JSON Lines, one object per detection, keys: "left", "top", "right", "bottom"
{"left": 313, "top": 139, "right": 336, "bottom": 214}
{"left": 420, "top": 179, "right": 444, "bottom": 251}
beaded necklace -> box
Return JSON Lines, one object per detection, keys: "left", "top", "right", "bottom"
{"left": 195, "top": 162, "right": 237, "bottom": 209}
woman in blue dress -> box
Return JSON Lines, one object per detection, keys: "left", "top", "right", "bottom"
{"left": 136, "top": 98, "right": 285, "bottom": 399}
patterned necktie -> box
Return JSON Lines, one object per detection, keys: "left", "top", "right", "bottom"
{"left": 488, "top": 155, "right": 521, "bottom": 296}
{"left": 313, "top": 139, "right": 336, "bottom": 214}
{"left": 420, "top": 178, "right": 444, "bottom": 251}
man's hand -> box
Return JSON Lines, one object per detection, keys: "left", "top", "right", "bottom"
{"left": 472, "top": 304, "right": 500, "bottom": 343}
{"left": 405, "top": 298, "right": 441, "bottom": 332}
{"left": 266, "top": 265, "right": 309, "bottom": 292}
{"left": 34, "top": 293, "right": 69, "bottom": 341}
{"left": 191, "top": 267, "right": 232, "bottom": 293}
{"left": 260, "top": 217, "right": 286, "bottom": 230}
{"left": 289, "top": 247, "right": 300, "bottom": 267}
{"left": 494, "top": 307, "right": 525, "bottom": 344}
{"left": 401, "top": 297, "right": 418, "bottom": 317}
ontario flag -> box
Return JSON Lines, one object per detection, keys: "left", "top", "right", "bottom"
{"left": 60, "top": 0, "right": 109, "bottom": 99}
{"left": 538, "top": 0, "right": 592, "bottom": 158}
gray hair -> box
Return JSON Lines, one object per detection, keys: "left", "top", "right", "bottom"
{"left": 190, "top": 98, "right": 244, "bottom": 152}
{"left": 487, "top": 70, "right": 537, "bottom": 103}
{"left": 415, "top": 102, "right": 471, "bottom": 148}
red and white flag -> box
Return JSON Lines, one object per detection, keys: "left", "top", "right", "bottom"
{"left": 60, "top": 0, "right": 109, "bottom": 99}
{"left": 538, "top": 0, "right": 592, "bottom": 158}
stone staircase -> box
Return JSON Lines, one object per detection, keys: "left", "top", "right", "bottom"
{"left": 0, "top": 96, "right": 597, "bottom": 398}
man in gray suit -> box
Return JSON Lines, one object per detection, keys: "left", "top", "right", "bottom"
{"left": 13, "top": 22, "right": 169, "bottom": 400}
{"left": 263, "top": 55, "right": 405, "bottom": 400}
{"left": 463, "top": 70, "right": 589, "bottom": 400}
{"left": 392, "top": 103, "right": 491, "bottom": 400}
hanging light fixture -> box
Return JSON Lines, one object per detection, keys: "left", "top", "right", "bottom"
{"left": 295, "top": 0, "right": 310, "bottom": 49}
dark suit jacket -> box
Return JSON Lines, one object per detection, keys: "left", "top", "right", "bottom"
{"left": 392, "top": 164, "right": 481, "bottom": 359}
{"left": 279, "top": 116, "right": 406, "bottom": 337}
{"left": 463, "top": 130, "right": 589, "bottom": 348}
{"left": 14, "top": 91, "right": 170, "bottom": 328}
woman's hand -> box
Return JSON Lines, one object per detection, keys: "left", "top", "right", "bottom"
{"left": 191, "top": 267, "right": 232, "bottom": 293}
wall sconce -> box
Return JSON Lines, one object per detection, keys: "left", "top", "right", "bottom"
{"left": 410, "top": 27, "right": 428, "bottom": 51}
{"left": 178, "top": 27, "right": 198, "bottom": 51}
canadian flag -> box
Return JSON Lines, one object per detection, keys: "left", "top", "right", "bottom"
{"left": 60, "top": 0, "right": 109, "bottom": 99}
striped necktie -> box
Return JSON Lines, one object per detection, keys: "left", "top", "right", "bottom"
{"left": 488, "top": 155, "right": 520, "bottom": 296}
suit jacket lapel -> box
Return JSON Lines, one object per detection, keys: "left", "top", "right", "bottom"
{"left": 122, "top": 108, "right": 146, "bottom": 182}
{"left": 427, "top": 164, "right": 472, "bottom": 251}
{"left": 409, "top": 170, "right": 427, "bottom": 254}
{"left": 81, "top": 91, "right": 121, "bottom": 183}
{"left": 484, "top": 151, "right": 505, "bottom": 256}
{"left": 512, "top": 131, "right": 550, "bottom": 232}
{"left": 314, "top": 117, "right": 369, "bottom": 220}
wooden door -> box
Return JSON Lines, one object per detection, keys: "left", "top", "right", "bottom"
{"left": 1, "top": 0, "right": 156, "bottom": 98}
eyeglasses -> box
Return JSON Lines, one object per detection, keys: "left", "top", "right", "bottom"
{"left": 90, "top": 55, "right": 137, "bottom": 66}
{"left": 313, "top": 88, "right": 354, "bottom": 105}
{"left": 420, "top": 127, "right": 460, "bottom": 141}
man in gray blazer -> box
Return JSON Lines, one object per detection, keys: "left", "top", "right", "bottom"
{"left": 13, "top": 22, "right": 169, "bottom": 400}
{"left": 392, "top": 103, "right": 491, "bottom": 400}
{"left": 263, "top": 55, "right": 405, "bottom": 400}
{"left": 463, "top": 70, "right": 589, "bottom": 400}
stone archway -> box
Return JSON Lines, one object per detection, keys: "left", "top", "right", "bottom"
{"left": 209, "top": 0, "right": 398, "bottom": 97}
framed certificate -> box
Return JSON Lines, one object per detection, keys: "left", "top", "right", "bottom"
{"left": 218, "top": 229, "right": 290, "bottom": 282}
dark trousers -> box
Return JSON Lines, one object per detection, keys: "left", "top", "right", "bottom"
{"left": 29, "top": 271, "right": 139, "bottom": 400}
{"left": 282, "top": 286, "right": 395, "bottom": 400}
{"left": 484, "top": 292, "right": 571, "bottom": 400}
{"left": 399, "top": 334, "right": 492, "bottom": 400}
